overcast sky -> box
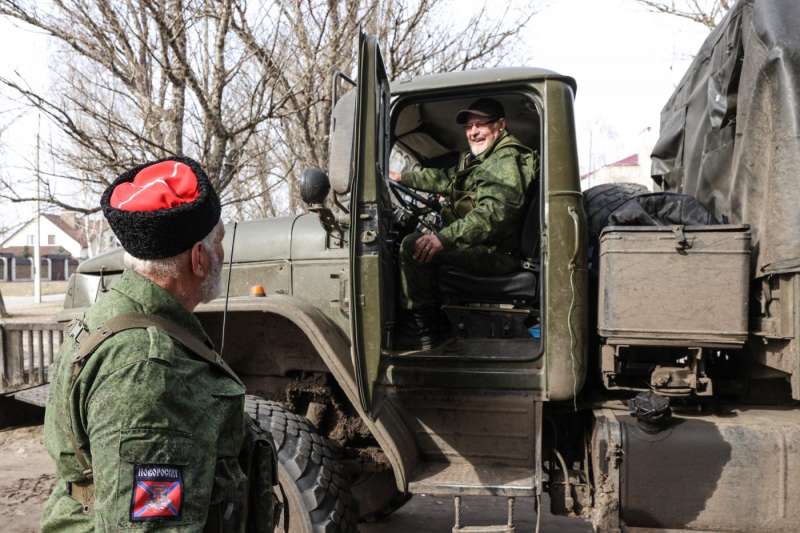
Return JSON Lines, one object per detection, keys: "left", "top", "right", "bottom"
{"left": 528, "top": 0, "right": 709, "bottom": 170}
{"left": 0, "top": 0, "right": 711, "bottom": 226}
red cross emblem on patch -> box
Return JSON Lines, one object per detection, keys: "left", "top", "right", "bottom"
{"left": 130, "top": 464, "right": 183, "bottom": 521}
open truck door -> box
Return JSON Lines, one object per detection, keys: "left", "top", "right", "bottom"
{"left": 349, "top": 32, "right": 392, "bottom": 414}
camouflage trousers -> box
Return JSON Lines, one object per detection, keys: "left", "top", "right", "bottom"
{"left": 399, "top": 232, "right": 520, "bottom": 310}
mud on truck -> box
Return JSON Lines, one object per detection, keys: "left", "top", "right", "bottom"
{"left": 3, "top": 2, "right": 800, "bottom": 531}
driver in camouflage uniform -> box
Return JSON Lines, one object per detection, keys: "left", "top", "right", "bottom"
{"left": 41, "top": 157, "right": 275, "bottom": 532}
{"left": 390, "top": 98, "right": 538, "bottom": 350}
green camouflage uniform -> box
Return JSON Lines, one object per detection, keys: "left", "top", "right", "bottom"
{"left": 399, "top": 131, "right": 538, "bottom": 309}
{"left": 41, "top": 269, "right": 247, "bottom": 532}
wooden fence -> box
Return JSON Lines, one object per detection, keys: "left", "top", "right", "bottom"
{"left": 0, "top": 321, "right": 64, "bottom": 394}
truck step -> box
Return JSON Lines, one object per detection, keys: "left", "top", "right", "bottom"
{"left": 452, "top": 495, "right": 516, "bottom": 532}
{"left": 409, "top": 461, "right": 536, "bottom": 497}
{"left": 453, "top": 527, "right": 514, "bottom": 533}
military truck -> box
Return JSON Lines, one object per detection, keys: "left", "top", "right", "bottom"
{"left": 4, "top": 1, "right": 800, "bottom": 531}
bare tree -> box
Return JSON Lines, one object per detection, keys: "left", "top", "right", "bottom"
{"left": 0, "top": 0, "right": 296, "bottom": 213}
{"left": 233, "top": 0, "right": 534, "bottom": 212}
{"left": 0, "top": 0, "right": 534, "bottom": 218}
{"left": 634, "top": 0, "right": 732, "bottom": 29}
{"left": 79, "top": 213, "right": 116, "bottom": 258}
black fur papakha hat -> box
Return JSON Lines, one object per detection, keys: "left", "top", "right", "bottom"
{"left": 101, "top": 156, "right": 221, "bottom": 259}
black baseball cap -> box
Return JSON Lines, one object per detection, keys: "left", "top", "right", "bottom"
{"left": 456, "top": 98, "right": 505, "bottom": 124}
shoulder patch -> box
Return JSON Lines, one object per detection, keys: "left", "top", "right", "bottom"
{"left": 130, "top": 464, "right": 183, "bottom": 521}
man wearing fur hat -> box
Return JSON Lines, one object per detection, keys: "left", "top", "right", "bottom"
{"left": 389, "top": 97, "right": 538, "bottom": 350}
{"left": 41, "top": 158, "right": 274, "bottom": 532}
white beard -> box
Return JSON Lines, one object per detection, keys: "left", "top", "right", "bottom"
{"left": 199, "top": 250, "right": 223, "bottom": 303}
{"left": 469, "top": 141, "right": 486, "bottom": 156}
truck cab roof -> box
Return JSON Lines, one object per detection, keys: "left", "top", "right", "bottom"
{"left": 391, "top": 66, "right": 577, "bottom": 95}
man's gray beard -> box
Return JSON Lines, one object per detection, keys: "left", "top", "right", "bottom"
{"left": 199, "top": 251, "right": 223, "bottom": 303}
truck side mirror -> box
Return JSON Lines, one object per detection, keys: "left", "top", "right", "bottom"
{"left": 300, "top": 167, "right": 331, "bottom": 206}
{"left": 301, "top": 167, "right": 344, "bottom": 241}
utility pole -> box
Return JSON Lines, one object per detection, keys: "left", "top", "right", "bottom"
{"left": 33, "top": 116, "right": 42, "bottom": 304}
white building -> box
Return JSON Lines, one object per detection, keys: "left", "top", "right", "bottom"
{"left": 2, "top": 213, "right": 86, "bottom": 258}
{"left": 0, "top": 213, "right": 89, "bottom": 281}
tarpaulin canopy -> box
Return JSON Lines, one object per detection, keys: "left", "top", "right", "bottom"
{"left": 651, "top": 0, "right": 800, "bottom": 276}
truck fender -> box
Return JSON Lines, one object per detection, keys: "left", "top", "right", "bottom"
{"left": 196, "top": 295, "right": 419, "bottom": 491}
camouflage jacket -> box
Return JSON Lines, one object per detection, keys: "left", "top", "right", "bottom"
{"left": 399, "top": 131, "right": 538, "bottom": 256}
{"left": 41, "top": 269, "right": 246, "bottom": 532}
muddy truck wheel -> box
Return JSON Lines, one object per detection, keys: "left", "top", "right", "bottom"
{"left": 245, "top": 396, "right": 359, "bottom": 533}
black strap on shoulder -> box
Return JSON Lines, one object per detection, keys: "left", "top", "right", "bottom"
{"left": 66, "top": 313, "right": 244, "bottom": 482}
{"left": 72, "top": 313, "right": 243, "bottom": 386}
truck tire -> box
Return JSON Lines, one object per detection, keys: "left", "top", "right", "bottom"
{"left": 245, "top": 396, "right": 359, "bottom": 533}
{"left": 583, "top": 182, "right": 648, "bottom": 242}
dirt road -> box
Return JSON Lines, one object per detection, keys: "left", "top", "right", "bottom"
{"left": 0, "top": 281, "right": 68, "bottom": 298}
{"left": 0, "top": 425, "right": 55, "bottom": 533}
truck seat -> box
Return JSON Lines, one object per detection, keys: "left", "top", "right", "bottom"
{"left": 438, "top": 183, "right": 540, "bottom": 306}
{"left": 439, "top": 266, "right": 537, "bottom": 304}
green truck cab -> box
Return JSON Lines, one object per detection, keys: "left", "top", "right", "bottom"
{"left": 347, "top": 35, "right": 588, "bottom": 409}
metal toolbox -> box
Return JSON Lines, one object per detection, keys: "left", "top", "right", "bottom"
{"left": 598, "top": 225, "right": 751, "bottom": 347}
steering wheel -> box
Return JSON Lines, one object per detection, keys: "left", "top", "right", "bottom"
{"left": 388, "top": 179, "right": 441, "bottom": 213}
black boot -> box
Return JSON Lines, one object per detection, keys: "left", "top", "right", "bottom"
{"left": 393, "top": 308, "right": 443, "bottom": 351}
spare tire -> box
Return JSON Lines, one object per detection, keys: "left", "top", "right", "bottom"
{"left": 583, "top": 183, "right": 648, "bottom": 275}
{"left": 583, "top": 182, "right": 649, "bottom": 243}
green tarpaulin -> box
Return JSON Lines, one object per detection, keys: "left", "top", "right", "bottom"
{"left": 652, "top": 0, "right": 800, "bottom": 275}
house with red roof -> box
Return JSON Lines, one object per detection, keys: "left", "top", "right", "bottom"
{"left": 580, "top": 153, "right": 654, "bottom": 191}
{"left": 0, "top": 213, "right": 115, "bottom": 281}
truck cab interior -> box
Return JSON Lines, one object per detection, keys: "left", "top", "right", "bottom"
{"left": 386, "top": 92, "right": 543, "bottom": 357}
